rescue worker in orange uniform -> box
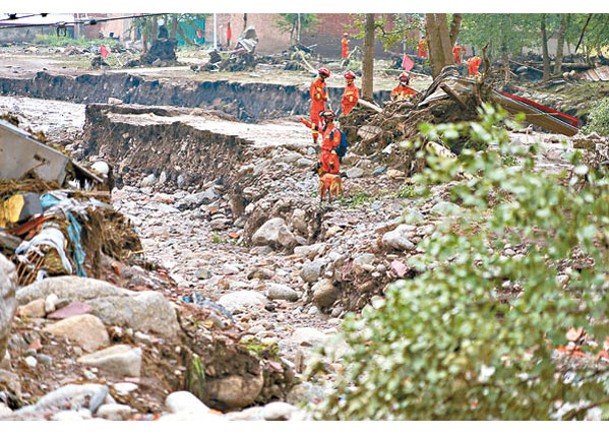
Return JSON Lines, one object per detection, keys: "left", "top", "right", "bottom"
{"left": 319, "top": 110, "right": 341, "bottom": 174}
{"left": 467, "top": 55, "right": 482, "bottom": 78}
{"left": 390, "top": 72, "right": 417, "bottom": 102}
{"left": 452, "top": 43, "right": 466, "bottom": 64}
{"left": 341, "top": 70, "right": 360, "bottom": 115}
{"left": 341, "top": 33, "right": 349, "bottom": 59}
{"left": 309, "top": 67, "right": 330, "bottom": 144}
{"left": 417, "top": 37, "right": 428, "bottom": 58}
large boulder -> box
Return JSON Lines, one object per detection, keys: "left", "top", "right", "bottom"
{"left": 0, "top": 255, "right": 17, "bottom": 364}
{"left": 251, "top": 217, "right": 296, "bottom": 250}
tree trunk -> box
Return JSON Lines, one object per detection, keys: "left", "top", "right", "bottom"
{"left": 170, "top": 15, "right": 178, "bottom": 40}
{"left": 449, "top": 13, "right": 463, "bottom": 46}
{"left": 554, "top": 14, "right": 571, "bottom": 76}
{"left": 141, "top": 17, "right": 149, "bottom": 54}
{"left": 425, "top": 13, "right": 454, "bottom": 78}
{"left": 151, "top": 18, "right": 158, "bottom": 41}
{"left": 362, "top": 13, "right": 375, "bottom": 102}
{"left": 540, "top": 14, "right": 551, "bottom": 81}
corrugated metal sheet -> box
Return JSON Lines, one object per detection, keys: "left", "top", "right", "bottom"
{"left": 581, "top": 65, "right": 609, "bottom": 82}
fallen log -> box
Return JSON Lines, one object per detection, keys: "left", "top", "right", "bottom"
{"left": 357, "top": 99, "right": 383, "bottom": 113}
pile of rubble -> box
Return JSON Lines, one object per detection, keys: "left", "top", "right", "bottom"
{"left": 0, "top": 116, "right": 144, "bottom": 287}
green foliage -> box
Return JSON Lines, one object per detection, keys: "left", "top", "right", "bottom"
{"left": 33, "top": 34, "right": 121, "bottom": 49}
{"left": 394, "top": 184, "right": 426, "bottom": 199}
{"left": 583, "top": 97, "right": 609, "bottom": 137}
{"left": 275, "top": 13, "right": 318, "bottom": 43}
{"left": 339, "top": 191, "right": 373, "bottom": 208}
{"left": 314, "top": 105, "right": 609, "bottom": 420}
{"left": 350, "top": 13, "right": 423, "bottom": 51}
{"left": 211, "top": 232, "right": 222, "bottom": 244}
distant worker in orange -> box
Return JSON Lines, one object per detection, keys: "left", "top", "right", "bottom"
{"left": 341, "top": 70, "right": 360, "bottom": 115}
{"left": 467, "top": 55, "right": 482, "bottom": 78}
{"left": 341, "top": 32, "right": 349, "bottom": 59}
{"left": 452, "top": 43, "right": 466, "bottom": 64}
{"left": 390, "top": 72, "right": 417, "bottom": 102}
{"left": 417, "top": 36, "right": 428, "bottom": 58}
{"left": 319, "top": 110, "right": 341, "bottom": 175}
{"left": 308, "top": 67, "right": 330, "bottom": 144}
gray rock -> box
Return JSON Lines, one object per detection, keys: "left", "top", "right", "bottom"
{"left": 217, "top": 291, "right": 268, "bottom": 313}
{"left": 262, "top": 401, "right": 297, "bottom": 421}
{"left": 296, "top": 158, "right": 315, "bottom": 168}
{"left": 293, "top": 243, "right": 326, "bottom": 259}
{"left": 165, "top": 391, "right": 212, "bottom": 414}
{"left": 251, "top": 217, "right": 296, "bottom": 249}
{"left": 159, "top": 171, "right": 168, "bottom": 185}
{"left": 15, "top": 384, "right": 109, "bottom": 414}
{"left": 225, "top": 406, "right": 264, "bottom": 421}
{"left": 0, "top": 255, "right": 16, "bottom": 365}
{"left": 346, "top": 167, "right": 364, "bottom": 179}
{"left": 43, "top": 314, "right": 109, "bottom": 352}
{"left": 265, "top": 284, "right": 299, "bottom": 302}
{"left": 380, "top": 225, "right": 416, "bottom": 252}
{"left": 17, "top": 276, "right": 134, "bottom": 305}
{"left": 17, "top": 298, "right": 46, "bottom": 318}
{"left": 402, "top": 209, "right": 425, "bottom": 225}
{"left": 96, "top": 403, "right": 134, "bottom": 421}
{"left": 276, "top": 151, "right": 302, "bottom": 164}
{"left": 291, "top": 327, "right": 328, "bottom": 348}
{"left": 301, "top": 260, "right": 325, "bottom": 283}
{"left": 353, "top": 253, "right": 375, "bottom": 270}
{"left": 205, "top": 372, "right": 264, "bottom": 409}
{"left": 176, "top": 188, "right": 219, "bottom": 210}
{"left": 77, "top": 345, "right": 142, "bottom": 378}
{"left": 140, "top": 174, "right": 157, "bottom": 187}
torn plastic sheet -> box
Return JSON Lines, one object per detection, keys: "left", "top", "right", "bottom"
{"left": 16, "top": 226, "right": 73, "bottom": 275}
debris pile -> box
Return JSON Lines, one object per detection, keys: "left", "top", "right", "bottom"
{"left": 0, "top": 117, "right": 143, "bottom": 287}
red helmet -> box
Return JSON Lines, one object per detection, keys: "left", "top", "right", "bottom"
{"left": 344, "top": 70, "right": 356, "bottom": 80}
{"left": 318, "top": 67, "right": 330, "bottom": 78}
{"left": 398, "top": 72, "right": 410, "bottom": 83}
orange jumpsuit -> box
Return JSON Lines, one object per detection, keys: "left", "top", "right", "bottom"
{"left": 452, "top": 45, "right": 466, "bottom": 64}
{"left": 319, "top": 123, "right": 341, "bottom": 174}
{"left": 390, "top": 84, "right": 417, "bottom": 102}
{"left": 309, "top": 77, "right": 328, "bottom": 143}
{"left": 417, "top": 38, "right": 428, "bottom": 58}
{"left": 341, "top": 36, "right": 349, "bottom": 59}
{"left": 341, "top": 82, "right": 360, "bottom": 115}
{"left": 467, "top": 56, "right": 482, "bottom": 77}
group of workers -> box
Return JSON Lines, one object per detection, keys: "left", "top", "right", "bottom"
{"left": 302, "top": 33, "right": 484, "bottom": 178}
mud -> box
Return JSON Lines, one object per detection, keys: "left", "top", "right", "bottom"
{"left": 0, "top": 71, "right": 391, "bottom": 123}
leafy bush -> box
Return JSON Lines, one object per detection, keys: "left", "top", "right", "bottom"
{"left": 33, "top": 34, "right": 121, "bottom": 49}
{"left": 583, "top": 97, "right": 609, "bottom": 137}
{"left": 313, "top": 105, "right": 609, "bottom": 420}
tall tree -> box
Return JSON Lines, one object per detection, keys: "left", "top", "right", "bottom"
{"left": 449, "top": 13, "right": 463, "bottom": 46}
{"left": 362, "top": 13, "right": 375, "bottom": 101}
{"left": 540, "top": 14, "right": 551, "bottom": 81}
{"left": 275, "top": 14, "right": 318, "bottom": 44}
{"left": 554, "top": 14, "right": 571, "bottom": 75}
{"left": 425, "top": 13, "right": 454, "bottom": 77}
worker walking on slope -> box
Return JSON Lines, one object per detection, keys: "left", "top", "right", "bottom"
{"left": 467, "top": 55, "right": 482, "bottom": 78}
{"left": 390, "top": 72, "right": 417, "bottom": 102}
{"left": 341, "top": 71, "right": 360, "bottom": 115}
{"left": 319, "top": 110, "right": 341, "bottom": 175}
{"left": 303, "top": 67, "right": 330, "bottom": 144}
{"left": 341, "top": 33, "right": 349, "bottom": 59}
{"left": 452, "top": 43, "right": 466, "bottom": 64}
{"left": 417, "top": 36, "right": 428, "bottom": 59}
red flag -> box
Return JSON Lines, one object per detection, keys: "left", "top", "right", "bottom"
{"left": 196, "top": 28, "right": 202, "bottom": 39}
{"left": 401, "top": 54, "right": 414, "bottom": 72}
{"left": 227, "top": 22, "right": 232, "bottom": 43}
{"left": 100, "top": 45, "right": 109, "bottom": 59}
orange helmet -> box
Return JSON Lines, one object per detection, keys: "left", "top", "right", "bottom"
{"left": 398, "top": 72, "right": 410, "bottom": 83}
{"left": 318, "top": 67, "right": 330, "bottom": 78}
{"left": 344, "top": 70, "right": 356, "bottom": 80}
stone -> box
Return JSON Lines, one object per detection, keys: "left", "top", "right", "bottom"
{"left": 96, "top": 403, "right": 134, "bottom": 421}
{"left": 77, "top": 345, "right": 142, "bottom": 378}
{"left": 47, "top": 301, "right": 92, "bottom": 319}
{"left": 301, "top": 260, "right": 325, "bottom": 283}
{"left": 176, "top": 188, "right": 219, "bottom": 210}
{"left": 380, "top": 225, "right": 416, "bottom": 252}
{"left": 276, "top": 151, "right": 302, "bottom": 164}
{"left": 262, "top": 401, "right": 297, "bottom": 421}
{"left": 140, "top": 174, "right": 157, "bottom": 187}
{"left": 353, "top": 253, "right": 375, "bottom": 271}
{"left": 291, "top": 327, "right": 328, "bottom": 348}
{"left": 346, "top": 167, "right": 364, "bottom": 179}
{"left": 17, "top": 298, "right": 46, "bottom": 318}
{"left": 43, "top": 314, "right": 110, "bottom": 352}
{"left": 0, "top": 255, "right": 17, "bottom": 366}
{"left": 16, "top": 384, "right": 109, "bottom": 414}
{"left": 159, "top": 171, "right": 168, "bottom": 185}
{"left": 296, "top": 158, "right": 315, "bottom": 168}
{"left": 402, "top": 209, "right": 425, "bottom": 225}
{"left": 205, "top": 371, "right": 264, "bottom": 409}
{"left": 44, "top": 293, "right": 59, "bottom": 314}
{"left": 25, "top": 356, "right": 37, "bottom": 368}
{"left": 265, "top": 284, "right": 299, "bottom": 302}
{"left": 387, "top": 169, "right": 406, "bottom": 179}
{"left": 293, "top": 243, "right": 326, "bottom": 259}
{"left": 372, "top": 166, "right": 387, "bottom": 175}
{"left": 165, "top": 391, "right": 212, "bottom": 415}
{"left": 17, "top": 276, "right": 134, "bottom": 305}
{"left": 430, "top": 201, "right": 463, "bottom": 216}
{"left": 251, "top": 217, "right": 296, "bottom": 249}
{"left": 0, "top": 403, "right": 12, "bottom": 418}
{"left": 312, "top": 279, "right": 339, "bottom": 309}
{"left": 217, "top": 291, "right": 268, "bottom": 314}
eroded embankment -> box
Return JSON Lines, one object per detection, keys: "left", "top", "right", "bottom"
{"left": 0, "top": 71, "right": 391, "bottom": 122}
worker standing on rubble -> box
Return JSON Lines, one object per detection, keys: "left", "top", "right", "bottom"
{"left": 319, "top": 110, "right": 341, "bottom": 174}
{"left": 467, "top": 55, "right": 482, "bottom": 78}
{"left": 417, "top": 36, "right": 428, "bottom": 59}
{"left": 341, "top": 71, "right": 360, "bottom": 115}
{"left": 307, "top": 67, "right": 331, "bottom": 144}
{"left": 341, "top": 33, "right": 349, "bottom": 59}
{"left": 390, "top": 72, "right": 417, "bottom": 102}
{"left": 452, "top": 43, "right": 466, "bottom": 64}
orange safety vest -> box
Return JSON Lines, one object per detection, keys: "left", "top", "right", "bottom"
{"left": 452, "top": 45, "right": 466, "bottom": 64}
{"left": 341, "top": 82, "right": 360, "bottom": 115}
{"left": 320, "top": 124, "right": 341, "bottom": 174}
{"left": 341, "top": 37, "right": 349, "bottom": 59}
{"left": 390, "top": 84, "right": 417, "bottom": 102}
{"left": 417, "top": 39, "right": 428, "bottom": 58}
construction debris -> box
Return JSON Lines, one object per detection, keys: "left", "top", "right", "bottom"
{"left": 0, "top": 116, "right": 142, "bottom": 286}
